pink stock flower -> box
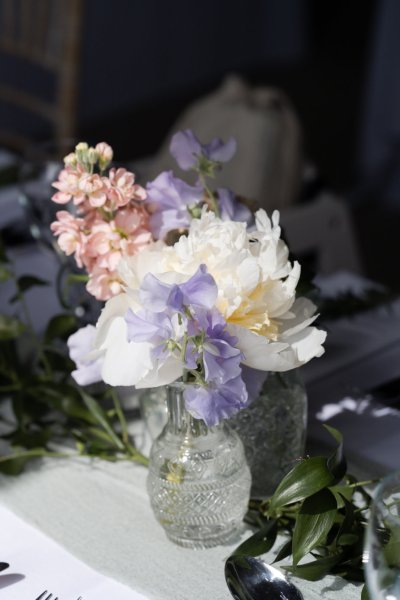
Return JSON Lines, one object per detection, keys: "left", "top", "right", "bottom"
{"left": 86, "top": 267, "right": 123, "bottom": 301}
{"left": 77, "top": 173, "right": 108, "bottom": 208}
{"left": 51, "top": 168, "right": 82, "bottom": 204}
{"left": 107, "top": 168, "right": 146, "bottom": 209}
{"left": 50, "top": 211, "right": 86, "bottom": 266}
{"left": 50, "top": 141, "right": 153, "bottom": 301}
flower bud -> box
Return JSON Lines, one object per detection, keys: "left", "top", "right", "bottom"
{"left": 96, "top": 142, "right": 113, "bottom": 170}
{"left": 75, "top": 142, "right": 89, "bottom": 165}
{"left": 88, "top": 147, "right": 99, "bottom": 165}
{"left": 63, "top": 152, "right": 77, "bottom": 168}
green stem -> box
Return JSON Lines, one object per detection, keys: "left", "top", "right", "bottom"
{"left": 110, "top": 389, "right": 129, "bottom": 447}
{"left": 199, "top": 173, "right": 219, "bottom": 217}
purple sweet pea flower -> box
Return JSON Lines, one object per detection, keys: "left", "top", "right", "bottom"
{"left": 125, "top": 309, "right": 173, "bottom": 343}
{"left": 139, "top": 266, "right": 217, "bottom": 314}
{"left": 241, "top": 365, "right": 269, "bottom": 404}
{"left": 179, "top": 265, "right": 218, "bottom": 311}
{"left": 217, "top": 188, "right": 253, "bottom": 226}
{"left": 193, "top": 307, "right": 243, "bottom": 385}
{"left": 183, "top": 375, "right": 249, "bottom": 427}
{"left": 145, "top": 170, "right": 203, "bottom": 239}
{"left": 67, "top": 325, "right": 103, "bottom": 386}
{"left": 170, "top": 130, "right": 237, "bottom": 171}
{"left": 139, "top": 274, "right": 184, "bottom": 313}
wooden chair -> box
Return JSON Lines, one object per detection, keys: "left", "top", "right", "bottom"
{"left": 0, "top": 0, "right": 83, "bottom": 152}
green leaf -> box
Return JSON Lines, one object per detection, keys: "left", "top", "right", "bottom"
{"left": 232, "top": 519, "right": 277, "bottom": 557}
{"left": 0, "top": 315, "right": 25, "bottom": 340}
{"left": 273, "top": 539, "right": 292, "bottom": 563}
{"left": 0, "top": 447, "right": 64, "bottom": 475}
{"left": 10, "top": 275, "right": 49, "bottom": 302}
{"left": 361, "top": 584, "right": 371, "bottom": 600}
{"left": 285, "top": 553, "right": 344, "bottom": 581}
{"left": 0, "top": 236, "right": 9, "bottom": 263}
{"left": 78, "top": 389, "right": 124, "bottom": 451}
{"left": 0, "top": 264, "right": 11, "bottom": 282}
{"left": 270, "top": 456, "right": 335, "bottom": 510}
{"left": 44, "top": 314, "right": 77, "bottom": 343}
{"left": 292, "top": 488, "right": 337, "bottom": 565}
{"left": 325, "top": 425, "right": 347, "bottom": 482}
{"left": 384, "top": 521, "right": 400, "bottom": 568}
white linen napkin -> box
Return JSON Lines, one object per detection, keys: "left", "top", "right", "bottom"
{"left": 0, "top": 504, "right": 148, "bottom": 600}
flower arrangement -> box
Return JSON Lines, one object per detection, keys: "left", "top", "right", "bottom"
{"left": 52, "top": 132, "right": 326, "bottom": 426}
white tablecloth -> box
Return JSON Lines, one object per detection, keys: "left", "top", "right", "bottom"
{"left": 0, "top": 457, "right": 362, "bottom": 600}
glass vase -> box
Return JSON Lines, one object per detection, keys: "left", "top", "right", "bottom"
{"left": 230, "top": 369, "right": 307, "bottom": 498}
{"left": 146, "top": 383, "right": 251, "bottom": 549}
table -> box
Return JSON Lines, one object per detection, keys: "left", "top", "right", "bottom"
{"left": 0, "top": 456, "right": 362, "bottom": 600}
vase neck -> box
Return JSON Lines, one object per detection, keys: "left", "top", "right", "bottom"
{"left": 166, "top": 384, "right": 207, "bottom": 437}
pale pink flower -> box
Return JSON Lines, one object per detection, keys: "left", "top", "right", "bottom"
{"left": 50, "top": 211, "right": 86, "bottom": 267}
{"left": 85, "top": 222, "right": 122, "bottom": 272}
{"left": 107, "top": 168, "right": 146, "bottom": 209}
{"left": 77, "top": 173, "right": 108, "bottom": 207}
{"left": 115, "top": 207, "right": 152, "bottom": 254}
{"left": 86, "top": 267, "right": 123, "bottom": 301}
{"left": 51, "top": 167, "right": 82, "bottom": 204}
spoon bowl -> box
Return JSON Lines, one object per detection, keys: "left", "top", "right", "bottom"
{"left": 225, "top": 556, "right": 304, "bottom": 600}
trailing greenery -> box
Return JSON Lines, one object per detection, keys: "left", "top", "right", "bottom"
{"left": 0, "top": 238, "right": 148, "bottom": 475}
{"left": 232, "top": 426, "right": 375, "bottom": 599}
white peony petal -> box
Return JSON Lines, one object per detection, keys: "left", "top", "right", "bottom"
{"left": 99, "top": 317, "right": 153, "bottom": 386}
{"left": 135, "top": 356, "right": 183, "bottom": 388}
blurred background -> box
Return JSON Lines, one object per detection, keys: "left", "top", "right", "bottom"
{"left": 0, "top": 0, "right": 399, "bottom": 291}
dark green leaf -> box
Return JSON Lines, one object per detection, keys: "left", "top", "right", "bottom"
{"left": 0, "top": 264, "right": 11, "bottom": 282}
{"left": 0, "top": 236, "right": 9, "bottom": 263}
{"left": 0, "top": 448, "right": 59, "bottom": 475}
{"left": 384, "top": 521, "right": 400, "bottom": 568}
{"left": 325, "top": 425, "right": 347, "bottom": 482}
{"left": 273, "top": 539, "right": 292, "bottom": 563}
{"left": 232, "top": 519, "right": 277, "bottom": 557}
{"left": 78, "top": 389, "right": 124, "bottom": 451}
{"left": 292, "top": 488, "right": 337, "bottom": 565}
{"left": 270, "top": 456, "right": 335, "bottom": 510}
{"left": 44, "top": 314, "right": 77, "bottom": 343}
{"left": 10, "top": 275, "right": 49, "bottom": 303}
{"left": 0, "top": 315, "right": 25, "bottom": 340}
{"left": 284, "top": 553, "right": 344, "bottom": 581}
{"left": 7, "top": 428, "right": 52, "bottom": 449}
{"left": 361, "top": 584, "right": 371, "bottom": 600}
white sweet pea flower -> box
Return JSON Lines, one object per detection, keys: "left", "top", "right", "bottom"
{"left": 94, "top": 209, "right": 326, "bottom": 386}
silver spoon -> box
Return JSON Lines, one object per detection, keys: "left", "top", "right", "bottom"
{"left": 225, "top": 556, "right": 304, "bottom": 600}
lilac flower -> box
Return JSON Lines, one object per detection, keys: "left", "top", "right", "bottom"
{"left": 139, "top": 265, "right": 217, "bottom": 314}
{"left": 170, "top": 130, "right": 237, "bottom": 172}
{"left": 241, "top": 365, "right": 268, "bottom": 404}
{"left": 195, "top": 308, "right": 243, "bottom": 385}
{"left": 125, "top": 309, "right": 173, "bottom": 343}
{"left": 67, "top": 325, "right": 103, "bottom": 386}
{"left": 217, "top": 188, "right": 253, "bottom": 226}
{"left": 184, "top": 376, "right": 249, "bottom": 427}
{"left": 145, "top": 170, "right": 203, "bottom": 239}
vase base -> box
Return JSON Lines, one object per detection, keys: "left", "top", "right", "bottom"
{"left": 165, "top": 525, "right": 241, "bottom": 549}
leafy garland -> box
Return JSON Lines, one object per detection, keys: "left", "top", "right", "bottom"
{"left": 231, "top": 426, "right": 375, "bottom": 599}
{"left": 0, "top": 239, "right": 148, "bottom": 474}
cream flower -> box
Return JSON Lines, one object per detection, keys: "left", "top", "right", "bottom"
{"left": 94, "top": 209, "right": 326, "bottom": 386}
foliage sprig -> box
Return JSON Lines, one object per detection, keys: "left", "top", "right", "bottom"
{"left": 232, "top": 426, "right": 376, "bottom": 599}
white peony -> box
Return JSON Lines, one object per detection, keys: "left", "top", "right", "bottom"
{"left": 94, "top": 209, "right": 326, "bottom": 386}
